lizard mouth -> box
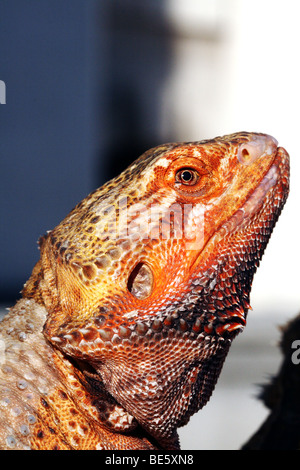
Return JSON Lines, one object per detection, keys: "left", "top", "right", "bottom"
{"left": 221, "top": 146, "right": 288, "bottom": 234}
{"left": 200, "top": 145, "right": 289, "bottom": 255}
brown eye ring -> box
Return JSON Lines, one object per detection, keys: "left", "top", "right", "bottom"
{"left": 175, "top": 168, "right": 199, "bottom": 186}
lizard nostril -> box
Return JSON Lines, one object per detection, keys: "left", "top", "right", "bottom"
{"left": 237, "top": 134, "right": 278, "bottom": 165}
{"left": 241, "top": 148, "right": 250, "bottom": 160}
{"left": 127, "top": 262, "right": 153, "bottom": 299}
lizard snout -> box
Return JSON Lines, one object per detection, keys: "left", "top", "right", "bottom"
{"left": 237, "top": 134, "right": 278, "bottom": 165}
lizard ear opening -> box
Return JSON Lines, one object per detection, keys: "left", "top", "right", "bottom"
{"left": 127, "top": 262, "right": 153, "bottom": 299}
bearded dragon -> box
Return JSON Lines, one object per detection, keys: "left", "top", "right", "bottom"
{"left": 0, "top": 132, "right": 289, "bottom": 449}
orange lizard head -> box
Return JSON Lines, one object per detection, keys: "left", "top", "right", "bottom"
{"left": 23, "top": 132, "right": 289, "bottom": 444}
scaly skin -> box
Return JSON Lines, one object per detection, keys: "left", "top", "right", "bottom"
{"left": 0, "top": 132, "right": 289, "bottom": 449}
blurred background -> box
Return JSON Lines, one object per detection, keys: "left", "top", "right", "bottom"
{"left": 1, "top": 0, "right": 299, "bottom": 449}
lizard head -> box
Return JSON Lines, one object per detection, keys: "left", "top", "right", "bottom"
{"left": 23, "top": 132, "right": 289, "bottom": 444}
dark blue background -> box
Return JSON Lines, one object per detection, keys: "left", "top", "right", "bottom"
{"left": 0, "top": 1, "right": 171, "bottom": 302}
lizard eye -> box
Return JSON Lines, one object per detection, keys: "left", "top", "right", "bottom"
{"left": 164, "top": 156, "right": 209, "bottom": 196}
{"left": 127, "top": 262, "right": 153, "bottom": 299}
{"left": 175, "top": 168, "right": 199, "bottom": 186}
